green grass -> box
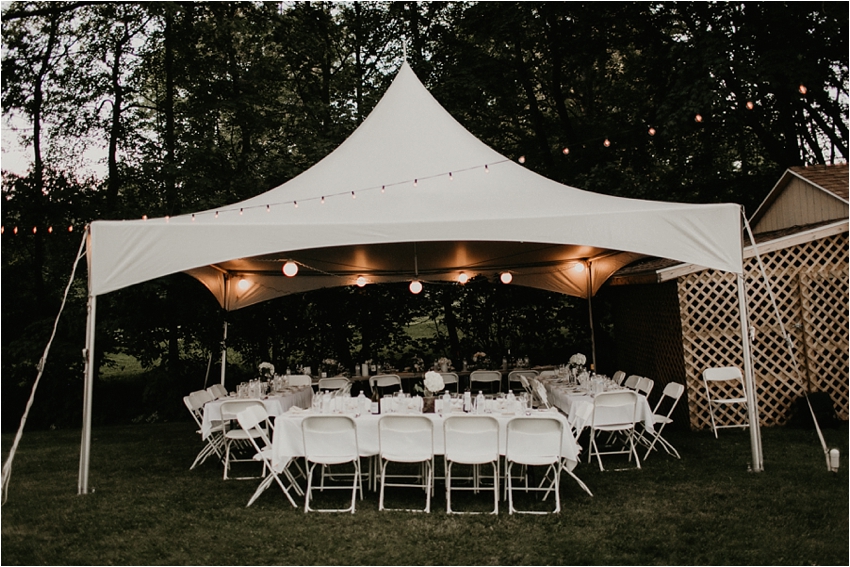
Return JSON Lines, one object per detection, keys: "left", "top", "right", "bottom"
{"left": 2, "top": 421, "right": 847, "bottom": 565}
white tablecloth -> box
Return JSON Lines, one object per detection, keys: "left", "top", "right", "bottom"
{"left": 541, "top": 379, "right": 654, "bottom": 434}
{"left": 272, "top": 407, "right": 582, "bottom": 472}
{"left": 201, "top": 386, "right": 313, "bottom": 439}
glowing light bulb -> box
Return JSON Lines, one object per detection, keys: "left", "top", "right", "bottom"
{"left": 562, "top": 148, "right": 570, "bottom": 155}
{"left": 603, "top": 139, "right": 611, "bottom": 147}
{"left": 356, "top": 276, "right": 367, "bottom": 288}
{"left": 68, "top": 226, "right": 73, "bottom": 232}
{"left": 13, "top": 227, "right": 18, "bottom": 235}
{"left": 165, "top": 216, "right": 170, "bottom": 222}
{"left": 799, "top": 84, "right": 807, "bottom": 95}
{"left": 518, "top": 156, "right": 526, "bottom": 164}
{"left": 573, "top": 262, "right": 586, "bottom": 273}
{"left": 648, "top": 127, "right": 656, "bottom": 136}
{"left": 32, "top": 226, "right": 37, "bottom": 234}
{"left": 500, "top": 272, "right": 513, "bottom": 284}
{"left": 457, "top": 272, "right": 469, "bottom": 284}
{"left": 48, "top": 226, "right": 53, "bottom": 233}
{"left": 746, "top": 101, "right": 754, "bottom": 110}
{"left": 238, "top": 278, "right": 251, "bottom": 291}
{"left": 409, "top": 280, "right": 423, "bottom": 294}
{"left": 283, "top": 261, "right": 299, "bottom": 277}
{"left": 695, "top": 114, "right": 703, "bottom": 123}
{"left": 142, "top": 215, "right": 148, "bottom": 221}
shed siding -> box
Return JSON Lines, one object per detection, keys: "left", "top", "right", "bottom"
{"left": 754, "top": 177, "right": 849, "bottom": 234}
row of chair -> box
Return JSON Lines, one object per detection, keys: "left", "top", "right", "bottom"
{"left": 235, "top": 407, "right": 586, "bottom": 515}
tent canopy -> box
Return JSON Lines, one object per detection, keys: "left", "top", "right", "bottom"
{"left": 87, "top": 62, "right": 743, "bottom": 309}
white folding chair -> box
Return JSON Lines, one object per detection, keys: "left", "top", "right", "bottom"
{"left": 702, "top": 366, "right": 749, "bottom": 437}
{"left": 508, "top": 370, "right": 538, "bottom": 393}
{"left": 378, "top": 415, "right": 434, "bottom": 513}
{"left": 184, "top": 391, "right": 224, "bottom": 469}
{"left": 235, "top": 405, "right": 301, "bottom": 507}
{"left": 287, "top": 374, "right": 313, "bottom": 387}
{"left": 623, "top": 375, "right": 640, "bottom": 390}
{"left": 302, "top": 415, "right": 361, "bottom": 513}
{"left": 639, "top": 382, "right": 685, "bottom": 460}
{"left": 444, "top": 416, "right": 500, "bottom": 515}
{"left": 318, "top": 376, "right": 350, "bottom": 392}
{"left": 220, "top": 399, "right": 267, "bottom": 480}
{"left": 505, "top": 417, "right": 563, "bottom": 514}
{"left": 206, "top": 383, "right": 228, "bottom": 400}
{"left": 636, "top": 376, "right": 654, "bottom": 398}
{"left": 612, "top": 370, "right": 626, "bottom": 387}
{"left": 469, "top": 370, "right": 502, "bottom": 394}
{"left": 370, "top": 374, "right": 402, "bottom": 396}
{"left": 439, "top": 372, "right": 459, "bottom": 393}
{"left": 588, "top": 390, "right": 641, "bottom": 471}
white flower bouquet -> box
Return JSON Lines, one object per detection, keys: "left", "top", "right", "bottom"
{"left": 569, "top": 353, "right": 587, "bottom": 367}
{"left": 422, "top": 371, "right": 445, "bottom": 394}
{"left": 258, "top": 362, "right": 275, "bottom": 379}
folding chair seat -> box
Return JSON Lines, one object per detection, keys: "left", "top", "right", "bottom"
{"left": 639, "top": 382, "right": 685, "bottom": 460}
{"left": 439, "top": 372, "right": 459, "bottom": 393}
{"left": 220, "top": 399, "right": 267, "bottom": 480}
{"left": 444, "top": 416, "right": 500, "bottom": 514}
{"left": 318, "top": 376, "right": 350, "bottom": 392}
{"left": 505, "top": 417, "right": 563, "bottom": 514}
{"left": 184, "top": 391, "right": 224, "bottom": 470}
{"left": 370, "top": 374, "right": 402, "bottom": 397}
{"left": 508, "top": 370, "right": 538, "bottom": 393}
{"left": 469, "top": 370, "right": 502, "bottom": 394}
{"left": 378, "top": 415, "right": 434, "bottom": 513}
{"left": 588, "top": 390, "right": 641, "bottom": 471}
{"left": 302, "top": 415, "right": 362, "bottom": 513}
{"left": 702, "top": 367, "right": 749, "bottom": 437}
{"left": 235, "top": 405, "right": 302, "bottom": 507}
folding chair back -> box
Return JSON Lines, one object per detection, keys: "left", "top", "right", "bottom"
{"left": 370, "top": 374, "right": 402, "bottom": 395}
{"left": 439, "top": 372, "right": 459, "bottom": 393}
{"left": 624, "top": 375, "right": 640, "bottom": 390}
{"left": 302, "top": 415, "right": 361, "bottom": 513}
{"left": 505, "top": 417, "right": 563, "bottom": 514}
{"left": 444, "top": 416, "right": 500, "bottom": 514}
{"left": 636, "top": 377, "right": 654, "bottom": 397}
{"left": 287, "top": 374, "right": 313, "bottom": 387}
{"left": 508, "top": 370, "right": 539, "bottom": 392}
{"left": 378, "top": 415, "right": 434, "bottom": 512}
{"left": 702, "top": 366, "right": 748, "bottom": 437}
{"left": 318, "top": 376, "right": 350, "bottom": 392}
{"left": 470, "top": 370, "right": 502, "bottom": 394}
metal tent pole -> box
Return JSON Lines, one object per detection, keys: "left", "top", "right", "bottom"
{"left": 586, "top": 261, "right": 597, "bottom": 371}
{"left": 737, "top": 272, "right": 763, "bottom": 472}
{"left": 220, "top": 319, "right": 228, "bottom": 386}
{"left": 78, "top": 293, "right": 97, "bottom": 494}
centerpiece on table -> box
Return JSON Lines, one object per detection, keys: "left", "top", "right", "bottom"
{"left": 259, "top": 362, "right": 275, "bottom": 380}
{"left": 568, "top": 353, "right": 589, "bottom": 383}
{"left": 436, "top": 357, "right": 452, "bottom": 373}
{"left": 416, "top": 370, "right": 445, "bottom": 413}
{"left": 471, "top": 351, "right": 489, "bottom": 370}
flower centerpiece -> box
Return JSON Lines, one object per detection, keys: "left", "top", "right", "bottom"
{"left": 568, "top": 353, "right": 589, "bottom": 383}
{"left": 416, "top": 370, "right": 445, "bottom": 413}
{"left": 258, "top": 362, "right": 275, "bottom": 380}
{"left": 321, "top": 358, "right": 341, "bottom": 377}
{"left": 436, "top": 357, "right": 452, "bottom": 373}
{"left": 472, "top": 351, "right": 489, "bottom": 370}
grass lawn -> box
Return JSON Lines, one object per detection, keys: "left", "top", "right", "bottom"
{"left": 2, "top": 420, "right": 847, "bottom": 565}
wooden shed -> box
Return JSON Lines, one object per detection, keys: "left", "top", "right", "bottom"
{"left": 605, "top": 164, "right": 849, "bottom": 430}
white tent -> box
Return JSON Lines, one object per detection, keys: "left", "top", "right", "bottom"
{"left": 79, "top": 63, "right": 761, "bottom": 492}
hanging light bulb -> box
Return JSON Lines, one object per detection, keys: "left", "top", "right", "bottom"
{"left": 32, "top": 226, "right": 37, "bottom": 234}
{"left": 381, "top": 185, "right": 385, "bottom": 193}
{"left": 518, "top": 156, "right": 526, "bottom": 164}
{"left": 215, "top": 211, "right": 219, "bottom": 218}
{"left": 321, "top": 196, "right": 325, "bottom": 204}
{"left": 457, "top": 272, "right": 469, "bottom": 284}
{"left": 409, "top": 280, "right": 423, "bottom": 294}
{"left": 603, "top": 139, "right": 611, "bottom": 147}
{"left": 68, "top": 225, "right": 73, "bottom": 232}
{"left": 573, "top": 262, "right": 586, "bottom": 273}
{"left": 48, "top": 226, "right": 53, "bottom": 233}
{"left": 239, "top": 208, "right": 243, "bottom": 215}
{"left": 449, "top": 172, "right": 453, "bottom": 181}
{"left": 562, "top": 147, "right": 570, "bottom": 155}
{"left": 485, "top": 164, "right": 489, "bottom": 173}
{"left": 142, "top": 215, "right": 148, "bottom": 221}
{"left": 356, "top": 276, "right": 367, "bottom": 288}
{"left": 283, "top": 261, "right": 299, "bottom": 277}
{"left": 266, "top": 204, "right": 270, "bottom": 212}
{"left": 238, "top": 278, "right": 251, "bottom": 291}
{"left": 414, "top": 179, "right": 418, "bottom": 187}
{"left": 351, "top": 191, "right": 356, "bottom": 199}
{"left": 799, "top": 84, "right": 807, "bottom": 95}
{"left": 746, "top": 101, "right": 754, "bottom": 110}
{"left": 293, "top": 201, "right": 298, "bottom": 208}
{"left": 648, "top": 127, "right": 656, "bottom": 136}
{"left": 500, "top": 272, "right": 513, "bottom": 284}
{"left": 192, "top": 214, "right": 196, "bottom": 221}
{"left": 13, "top": 227, "right": 18, "bottom": 235}
{"left": 695, "top": 114, "right": 703, "bottom": 123}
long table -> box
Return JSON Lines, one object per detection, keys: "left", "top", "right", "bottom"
{"left": 540, "top": 378, "right": 655, "bottom": 434}
{"left": 201, "top": 386, "right": 313, "bottom": 439}
{"left": 271, "top": 407, "right": 582, "bottom": 472}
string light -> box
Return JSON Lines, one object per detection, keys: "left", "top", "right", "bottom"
{"left": 500, "top": 272, "right": 513, "bottom": 284}
{"left": 414, "top": 179, "right": 418, "bottom": 187}
{"left": 237, "top": 278, "right": 251, "bottom": 291}
{"left": 518, "top": 156, "right": 526, "bottom": 164}
{"left": 603, "top": 139, "right": 611, "bottom": 147}
{"left": 321, "top": 196, "right": 325, "bottom": 204}
{"left": 381, "top": 185, "right": 385, "bottom": 193}
{"left": 283, "top": 261, "right": 298, "bottom": 277}
{"left": 356, "top": 276, "right": 367, "bottom": 288}
{"left": 32, "top": 227, "right": 37, "bottom": 234}
{"left": 192, "top": 214, "right": 196, "bottom": 221}
{"left": 746, "top": 101, "right": 754, "bottom": 110}
{"left": 351, "top": 191, "right": 356, "bottom": 199}
{"left": 142, "top": 215, "right": 148, "bottom": 221}
{"left": 48, "top": 226, "right": 53, "bottom": 233}
{"left": 165, "top": 216, "right": 170, "bottom": 222}
{"left": 409, "top": 280, "right": 423, "bottom": 294}
{"left": 13, "top": 227, "right": 18, "bottom": 234}
{"left": 293, "top": 201, "right": 298, "bottom": 208}
{"left": 68, "top": 225, "right": 73, "bottom": 232}
{"left": 266, "top": 204, "right": 270, "bottom": 212}
{"left": 562, "top": 148, "right": 570, "bottom": 155}
{"left": 457, "top": 272, "right": 469, "bottom": 284}
{"left": 449, "top": 172, "right": 453, "bottom": 181}
{"left": 695, "top": 114, "right": 703, "bottom": 123}
{"left": 648, "top": 127, "right": 656, "bottom": 136}
{"left": 1, "top": 226, "right": 4, "bottom": 234}
{"left": 215, "top": 211, "right": 219, "bottom": 218}
{"left": 799, "top": 84, "right": 807, "bottom": 95}
{"left": 239, "top": 208, "right": 243, "bottom": 215}
{"left": 573, "top": 262, "right": 586, "bottom": 273}
{"left": 485, "top": 165, "right": 489, "bottom": 173}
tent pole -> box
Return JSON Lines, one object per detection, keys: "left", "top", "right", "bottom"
{"left": 78, "top": 293, "right": 96, "bottom": 494}
{"left": 737, "top": 272, "right": 763, "bottom": 472}
{"left": 586, "top": 261, "right": 597, "bottom": 371}
{"left": 220, "top": 320, "right": 228, "bottom": 387}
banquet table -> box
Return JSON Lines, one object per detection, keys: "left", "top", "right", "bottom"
{"left": 271, "top": 404, "right": 582, "bottom": 473}
{"left": 539, "top": 378, "right": 654, "bottom": 434}
{"left": 201, "top": 386, "right": 313, "bottom": 439}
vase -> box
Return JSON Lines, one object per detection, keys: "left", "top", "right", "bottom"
{"left": 423, "top": 395, "right": 436, "bottom": 413}
{"left": 440, "top": 362, "right": 448, "bottom": 373}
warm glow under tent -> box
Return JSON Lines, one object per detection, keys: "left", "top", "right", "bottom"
{"left": 79, "top": 62, "right": 760, "bottom": 493}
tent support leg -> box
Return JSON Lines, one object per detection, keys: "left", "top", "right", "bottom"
{"left": 586, "top": 261, "right": 597, "bottom": 371}
{"left": 78, "top": 294, "right": 96, "bottom": 494}
{"left": 220, "top": 320, "right": 228, "bottom": 386}
{"left": 737, "top": 273, "right": 763, "bottom": 472}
